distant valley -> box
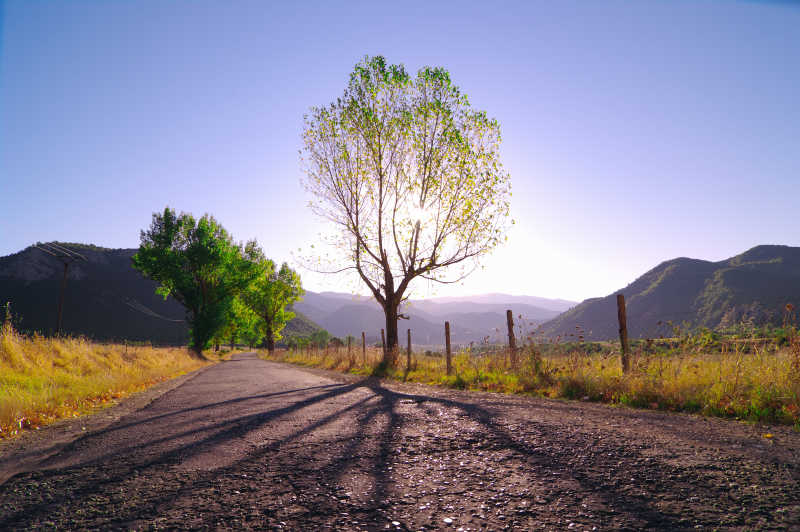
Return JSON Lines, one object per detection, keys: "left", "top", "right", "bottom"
{"left": 293, "top": 291, "right": 572, "bottom": 346}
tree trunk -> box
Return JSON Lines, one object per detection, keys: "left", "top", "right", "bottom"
{"left": 383, "top": 300, "right": 399, "bottom": 365}
{"left": 265, "top": 320, "right": 275, "bottom": 354}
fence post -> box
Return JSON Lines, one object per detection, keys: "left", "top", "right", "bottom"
{"left": 445, "top": 321, "right": 452, "bottom": 376}
{"left": 361, "top": 331, "right": 366, "bottom": 365}
{"left": 407, "top": 328, "right": 412, "bottom": 371}
{"left": 347, "top": 335, "right": 352, "bottom": 364}
{"left": 617, "top": 294, "right": 630, "bottom": 373}
{"left": 506, "top": 309, "right": 517, "bottom": 368}
{"left": 381, "top": 329, "right": 386, "bottom": 360}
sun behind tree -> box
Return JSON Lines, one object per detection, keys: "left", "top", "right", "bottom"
{"left": 301, "top": 55, "right": 511, "bottom": 363}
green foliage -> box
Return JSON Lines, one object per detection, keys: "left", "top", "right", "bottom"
{"left": 132, "top": 207, "right": 260, "bottom": 354}
{"left": 240, "top": 244, "right": 304, "bottom": 352}
{"left": 302, "top": 55, "right": 511, "bottom": 355}
{"left": 309, "top": 329, "right": 330, "bottom": 349}
{"left": 212, "top": 297, "right": 263, "bottom": 348}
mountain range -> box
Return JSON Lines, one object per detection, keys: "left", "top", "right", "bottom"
{"left": 0, "top": 243, "right": 572, "bottom": 346}
{"left": 537, "top": 245, "right": 800, "bottom": 341}
{"left": 292, "top": 291, "right": 572, "bottom": 346}
{"left": 3, "top": 242, "right": 797, "bottom": 345}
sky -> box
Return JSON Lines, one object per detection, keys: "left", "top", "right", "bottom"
{"left": 1, "top": 0, "right": 798, "bottom": 303}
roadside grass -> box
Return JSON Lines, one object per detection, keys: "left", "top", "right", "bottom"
{"left": 263, "top": 333, "right": 800, "bottom": 428}
{"left": 0, "top": 321, "right": 215, "bottom": 439}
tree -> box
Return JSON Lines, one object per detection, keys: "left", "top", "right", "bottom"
{"left": 301, "top": 55, "right": 511, "bottom": 361}
{"left": 287, "top": 335, "right": 310, "bottom": 351}
{"left": 211, "top": 297, "right": 263, "bottom": 350}
{"left": 240, "top": 247, "right": 304, "bottom": 354}
{"left": 132, "top": 207, "right": 260, "bottom": 356}
{"left": 310, "top": 329, "right": 331, "bottom": 349}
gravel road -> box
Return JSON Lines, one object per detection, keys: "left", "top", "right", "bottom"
{"left": 1, "top": 352, "right": 798, "bottom": 530}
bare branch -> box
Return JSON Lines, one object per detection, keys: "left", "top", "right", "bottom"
{"left": 300, "top": 56, "right": 511, "bottom": 348}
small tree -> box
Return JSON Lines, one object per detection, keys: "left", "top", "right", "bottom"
{"left": 240, "top": 247, "right": 304, "bottom": 354}
{"left": 310, "top": 329, "right": 331, "bottom": 349}
{"left": 132, "top": 207, "right": 260, "bottom": 356}
{"left": 302, "top": 56, "right": 511, "bottom": 361}
{"left": 287, "top": 335, "right": 310, "bottom": 351}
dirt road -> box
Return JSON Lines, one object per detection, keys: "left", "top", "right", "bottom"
{"left": 1, "top": 352, "right": 798, "bottom": 530}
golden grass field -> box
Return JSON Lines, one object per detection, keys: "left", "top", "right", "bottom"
{"left": 0, "top": 321, "right": 214, "bottom": 439}
{"left": 264, "top": 336, "right": 800, "bottom": 428}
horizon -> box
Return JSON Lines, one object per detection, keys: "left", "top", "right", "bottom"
{"left": 2, "top": 1, "right": 799, "bottom": 302}
{"left": 5, "top": 240, "right": 797, "bottom": 307}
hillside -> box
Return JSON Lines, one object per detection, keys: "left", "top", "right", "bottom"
{"left": 0, "top": 243, "right": 324, "bottom": 344}
{"left": 538, "top": 245, "right": 800, "bottom": 340}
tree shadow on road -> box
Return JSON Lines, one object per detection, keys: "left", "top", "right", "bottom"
{"left": 1, "top": 375, "right": 707, "bottom": 530}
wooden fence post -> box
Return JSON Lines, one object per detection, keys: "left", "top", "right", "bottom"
{"left": 407, "top": 328, "right": 412, "bottom": 371}
{"left": 361, "top": 331, "right": 366, "bottom": 365}
{"left": 347, "top": 335, "right": 352, "bottom": 364}
{"left": 445, "top": 321, "right": 452, "bottom": 376}
{"left": 506, "top": 309, "right": 517, "bottom": 368}
{"left": 617, "top": 294, "right": 630, "bottom": 373}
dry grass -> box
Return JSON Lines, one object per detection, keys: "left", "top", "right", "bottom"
{"left": 0, "top": 321, "right": 214, "bottom": 439}
{"left": 264, "top": 337, "right": 800, "bottom": 428}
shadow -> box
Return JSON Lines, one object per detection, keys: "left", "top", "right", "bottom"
{"left": 0, "top": 380, "right": 371, "bottom": 527}
{"left": 1, "top": 371, "right": 730, "bottom": 530}
{"left": 95, "top": 383, "right": 347, "bottom": 436}
{"left": 362, "top": 383, "right": 691, "bottom": 530}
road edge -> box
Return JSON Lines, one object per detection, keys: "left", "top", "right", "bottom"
{"left": 0, "top": 363, "right": 216, "bottom": 486}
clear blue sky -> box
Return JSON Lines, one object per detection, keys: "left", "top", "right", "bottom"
{"left": 1, "top": 0, "right": 798, "bottom": 302}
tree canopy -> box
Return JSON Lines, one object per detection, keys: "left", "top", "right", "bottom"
{"left": 240, "top": 246, "right": 304, "bottom": 353}
{"left": 301, "top": 55, "right": 511, "bottom": 359}
{"left": 132, "top": 207, "right": 261, "bottom": 355}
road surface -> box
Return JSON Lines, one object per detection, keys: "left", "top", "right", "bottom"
{"left": 1, "top": 352, "right": 798, "bottom": 530}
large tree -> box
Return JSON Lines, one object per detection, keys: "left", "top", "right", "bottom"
{"left": 132, "top": 207, "right": 260, "bottom": 355}
{"left": 240, "top": 247, "right": 304, "bottom": 354}
{"left": 301, "top": 56, "right": 511, "bottom": 361}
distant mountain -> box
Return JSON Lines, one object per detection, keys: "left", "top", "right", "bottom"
{"left": 293, "top": 291, "right": 573, "bottom": 345}
{"left": 0, "top": 243, "right": 323, "bottom": 344}
{"left": 538, "top": 245, "right": 800, "bottom": 341}
{"left": 418, "top": 293, "right": 575, "bottom": 313}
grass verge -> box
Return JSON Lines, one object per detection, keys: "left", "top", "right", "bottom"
{"left": 262, "top": 340, "right": 800, "bottom": 428}
{"left": 0, "top": 322, "right": 215, "bottom": 439}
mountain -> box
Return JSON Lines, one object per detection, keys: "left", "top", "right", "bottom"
{"left": 416, "top": 293, "right": 575, "bottom": 313}
{"left": 537, "top": 245, "right": 800, "bottom": 341}
{"left": 0, "top": 243, "right": 323, "bottom": 344}
{"left": 293, "top": 291, "right": 573, "bottom": 346}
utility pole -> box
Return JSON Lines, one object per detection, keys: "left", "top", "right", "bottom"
{"left": 34, "top": 242, "right": 87, "bottom": 336}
